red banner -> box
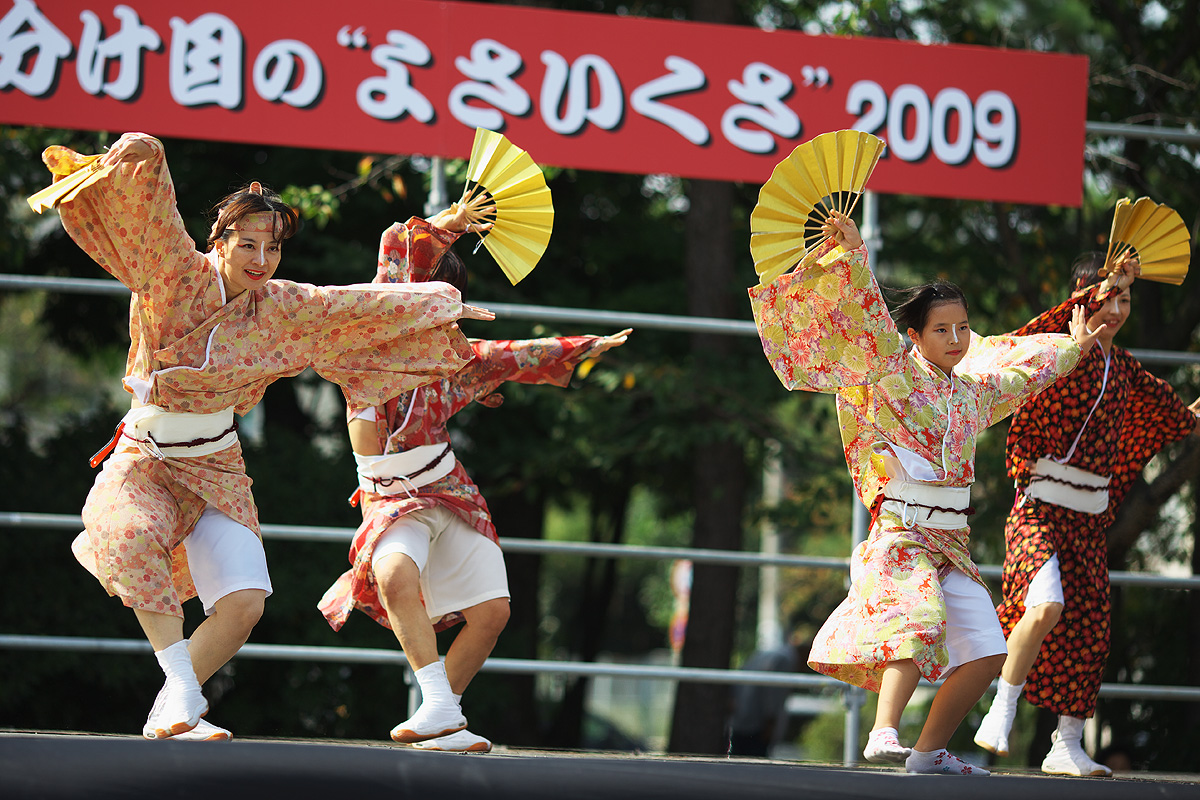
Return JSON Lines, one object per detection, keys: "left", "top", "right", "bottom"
{"left": 0, "top": 0, "right": 1088, "bottom": 206}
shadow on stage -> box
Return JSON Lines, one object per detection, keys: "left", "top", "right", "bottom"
{"left": 2, "top": 733, "right": 1198, "bottom": 799}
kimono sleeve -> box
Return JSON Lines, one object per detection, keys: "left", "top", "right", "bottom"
{"left": 455, "top": 336, "right": 605, "bottom": 402}
{"left": 294, "top": 281, "right": 475, "bottom": 408}
{"left": 963, "top": 332, "right": 1081, "bottom": 428}
{"left": 748, "top": 244, "right": 907, "bottom": 393}
{"left": 377, "top": 217, "right": 461, "bottom": 284}
{"left": 48, "top": 136, "right": 194, "bottom": 294}
{"left": 1120, "top": 356, "right": 1197, "bottom": 464}
{"left": 1009, "top": 282, "right": 1113, "bottom": 336}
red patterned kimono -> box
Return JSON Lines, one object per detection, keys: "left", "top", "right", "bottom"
{"left": 998, "top": 283, "right": 1196, "bottom": 717}
{"left": 48, "top": 138, "right": 474, "bottom": 617}
{"left": 319, "top": 219, "right": 611, "bottom": 632}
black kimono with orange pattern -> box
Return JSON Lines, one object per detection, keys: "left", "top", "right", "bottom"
{"left": 996, "top": 283, "right": 1195, "bottom": 718}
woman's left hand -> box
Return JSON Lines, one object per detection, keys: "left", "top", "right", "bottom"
{"left": 431, "top": 188, "right": 497, "bottom": 234}
{"left": 100, "top": 133, "right": 155, "bottom": 167}
{"left": 1069, "top": 305, "right": 1104, "bottom": 353}
{"left": 459, "top": 303, "right": 496, "bottom": 321}
{"left": 591, "top": 328, "right": 632, "bottom": 356}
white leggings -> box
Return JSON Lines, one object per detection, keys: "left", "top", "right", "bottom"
{"left": 184, "top": 505, "right": 272, "bottom": 615}
{"left": 1025, "top": 554, "right": 1064, "bottom": 608}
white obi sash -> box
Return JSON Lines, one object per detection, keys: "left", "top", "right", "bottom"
{"left": 355, "top": 443, "right": 456, "bottom": 497}
{"left": 882, "top": 482, "right": 973, "bottom": 530}
{"left": 118, "top": 405, "right": 238, "bottom": 459}
{"left": 1024, "top": 457, "right": 1110, "bottom": 514}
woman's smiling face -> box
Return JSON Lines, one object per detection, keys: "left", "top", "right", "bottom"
{"left": 909, "top": 301, "right": 971, "bottom": 375}
{"left": 217, "top": 230, "right": 281, "bottom": 297}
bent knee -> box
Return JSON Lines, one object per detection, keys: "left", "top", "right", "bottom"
{"left": 375, "top": 559, "right": 422, "bottom": 607}
{"left": 469, "top": 598, "right": 510, "bottom": 635}
{"left": 1025, "top": 601, "right": 1063, "bottom": 630}
{"left": 216, "top": 589, "right": 266, "bottom": 630}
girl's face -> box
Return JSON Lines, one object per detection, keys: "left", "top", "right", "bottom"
{"left": 217, "top": 230, "right": 282, "bottom": 297}
{"left": 909, "top": 301, "right": 970, "bottom": 375}
{"left": 1086, "top": 286, "right": 1131, "bottom": 350}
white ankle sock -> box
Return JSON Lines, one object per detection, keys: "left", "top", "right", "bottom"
{"left": 906, "top": 748, "right": 989, "bottom": 776}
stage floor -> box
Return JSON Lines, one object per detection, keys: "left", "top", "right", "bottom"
{"left": 2, "top": 732, "right": 1198, "bottom": 799}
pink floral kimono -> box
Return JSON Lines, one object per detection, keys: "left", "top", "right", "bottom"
{"left": 748, "top": 243, "right": 1081, "bottom": 691}
{"left": 319, "top": 218, "right": 611, "bottom": 632}
{"left": 47, "top": 137, "right": 475, "bottom": 617}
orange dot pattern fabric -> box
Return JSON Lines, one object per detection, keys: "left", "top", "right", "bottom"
{"left": 997, "top": 285, "right": 1195, "bottom": 717}
{"left": 53, "top": 135, "right": 475, "bottom": 616}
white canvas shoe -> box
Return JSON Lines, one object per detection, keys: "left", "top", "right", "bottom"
{"left": 412, "top": 729, "right": 492, "bottom": 753}
{"left": 1040, "top": 719, "right": 1112, "bottom": 777}
{"left": 143, "top": 686, "right": 226, "bottom": 740}
{"left": 390, "top": 703, "right": 467, "bottom": 743}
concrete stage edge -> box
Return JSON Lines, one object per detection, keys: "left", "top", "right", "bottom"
{"left": 2, "top": 734, "right": 1197, "bottom": 800}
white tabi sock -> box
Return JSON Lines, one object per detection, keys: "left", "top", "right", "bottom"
{"left": 390, "top": 662, "right": 467, "bottom": 743}
{"left": 147, "top": 640, "right": 208, "bottom": 739}
{"left": 974, "top": 677, "right": 1024, "bottom": 756}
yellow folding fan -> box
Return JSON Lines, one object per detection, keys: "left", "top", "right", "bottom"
{"left": 750, "top": 130, "right": 886, "bottom": 286}
{"left": 27, "top": 153, "right": 115, "bottom": 213}
{"left": 1101, "top": 197, "right": 1191, "bottom": 286}
{"left": 455, "top": 128, "right": 554, "bottom": 285}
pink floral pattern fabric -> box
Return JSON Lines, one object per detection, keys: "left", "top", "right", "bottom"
{"left": 319, "top": 219, "right": 607, "bottom": 631}
{"left": 319, "top": 335, "right": 607, "bottom": 633}
{"left": 749, "top": 243, "right": 1081, "bottom": 690}
{"left": 51, "top": 136, "right": 475, "bottom": 617}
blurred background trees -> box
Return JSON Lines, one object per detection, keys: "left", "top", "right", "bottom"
{"left": 2, "top": 0, "right": 1198, "bottom": 771}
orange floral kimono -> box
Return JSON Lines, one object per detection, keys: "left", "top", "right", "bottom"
{"left": 48, "top": 137, "right": 474, "bottom": 617}
{"left": 749, "top": 243, "right": 1080, "bottom": 690}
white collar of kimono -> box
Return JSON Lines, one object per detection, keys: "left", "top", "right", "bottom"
{"left": 205, "top": 249, "right": 228, "bottom": 305}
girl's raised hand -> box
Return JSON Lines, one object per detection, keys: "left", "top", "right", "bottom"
{"left": 1069, "top": 305, "right": 1104, "bottom": 353}
{"left": 820, "top": 210, "right": 863, "bottom": 250}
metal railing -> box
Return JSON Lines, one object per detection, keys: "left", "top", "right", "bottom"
{"left": 3, "top": 273, "right": 1200, "bottom": 366}
{"left": 3, "top": 512, "right": 1199, "bottom": 706}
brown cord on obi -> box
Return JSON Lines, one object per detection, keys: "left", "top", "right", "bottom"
{"left": 372, "top": 442, "right": 453, "bottom": 488}
{"left": 1027, "top": 473, "right": 1105, "bottom": 493}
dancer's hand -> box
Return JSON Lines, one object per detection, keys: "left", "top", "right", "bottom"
{"left": 460, "top": 303, "right": 495, "bottom": 321}
{"left": 821, "top": 210, "right": 863, "bottom": 250}
{"left": 430, "top": 200, "right": 495, "bottom": 235}
{"left": 100, "top": 133, "right": 155, "bottom": 167}
{"left": 1101, "top": 252, "right": 1140, "bottom": 292}
{"left": 591, "top": 328, "right": 632, "bottom": 356}
{"left": 1069, "top": 305, "right": 1105, "bottom": 354}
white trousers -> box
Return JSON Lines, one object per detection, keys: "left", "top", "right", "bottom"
{"left": 184, "top": 505, "right": 272, "bottom": 615}
{"left": 941, "top": 570, "right": 1008, "bottom": 678}
{"left": 1024, "top": 554, "right": 1065, "bottom": 607}
{"left": 372, "top": 505, "right": 509, "bottom": 624}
